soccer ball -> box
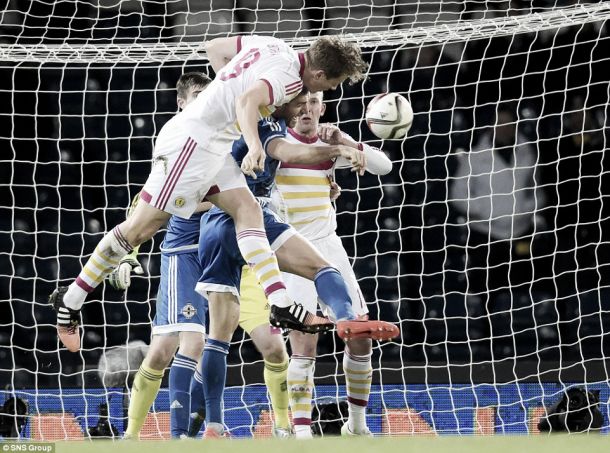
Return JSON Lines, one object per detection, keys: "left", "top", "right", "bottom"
{"left": 365, "top": 92, "right": 413, "bottom": 140}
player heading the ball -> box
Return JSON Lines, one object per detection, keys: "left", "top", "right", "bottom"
{"left": 50, "top": 34, "right": 368, "bottom": 352}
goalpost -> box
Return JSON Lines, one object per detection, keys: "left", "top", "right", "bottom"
{"left": 1, "top": 0, "right": 609, "bottom": 439}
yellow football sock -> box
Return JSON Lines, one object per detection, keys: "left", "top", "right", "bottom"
{"left": 124, "top": 364, "right": 164, "bottom": 438}
{"left": 264, "top": 358, "right": 290, "bottom": 430}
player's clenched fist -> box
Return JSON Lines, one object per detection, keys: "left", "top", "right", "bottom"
{"left": 241, "top": 144, "right": 266, "bottom": 179}
{"left": 108, "top": 255, "right": 144, "bottom": 290}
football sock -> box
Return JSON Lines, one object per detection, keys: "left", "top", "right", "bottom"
{"left": 343, "top": 348, "right": 372, "bottom": 433}
{"left": 169, "top": 353, "right": 197, "bottom": 438}
{"left": 288, "top": 355, "right": 315, "bottom": 439}
{"left": 188, "top": 368, "right": 206, "bottom": 437}
{"left": 264, "top": 358, "right": 290, "bottom": 430}
{"left": 202, "top": 338, "right": 230, "bottom": 425}
{"left": 313, "top": 267, "right": 355, "bottom": 321}
{"left": 65, "top": 226, "right": 132, "bottom": 310}
{"left": 236, "top": 228, "right": 290, "bottom": 308}
{"left": 125, "top": 363, "right": 164, "bottom": 438}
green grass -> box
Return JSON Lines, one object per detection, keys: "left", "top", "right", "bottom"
{"left": 51, "top": 435, "right": 609, "bottom": 453}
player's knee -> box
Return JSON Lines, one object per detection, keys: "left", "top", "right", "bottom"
{"left": 145, "top": 346, "right": 174, "bottom": 370}
{"left": 208, "top": 297, "right": 240, "bottom": 341}
{"left": 257, "top": 337, "right": 287, "bottom": 363}
{"left": 234, "top": 196, "right": 262, "bottom": 224}
{"left": 145, "top": 335, "right": 179, "bottom": 369}
{"left": 121, "top": 207, "right": 168, "bottom": 246}
{"left": 121, "top": 220, "right": 156, "bottom": 246}
{"left": 178, "top": 332, "right": 205, "bottom": 359}
{"left": 289, "top": 332, "right": 318, "bottom": 357}
{"left": 264, "top": 346, "right": 288, "bottom": 364}
{"left": 304, "top": 261, "right": 337, "bottom": 281}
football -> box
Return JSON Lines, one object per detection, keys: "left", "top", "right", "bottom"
{"left": 365, "top": 92, "right": 413, "bottom": 140}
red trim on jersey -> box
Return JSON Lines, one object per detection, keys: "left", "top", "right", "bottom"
{"left": 285, "top": 80, "right": 302, "bottom": 93}
{"left": 260, "top": 78, "right": 274, "bottom": 105}
{"left": 280, "top": 160, "right": 334, "bottom": 171}
{"left": 286, "top": 82, "right": 303, "bottom": 96}
{"left": 155, "top": 137, "right": 197, "bottom": 210}
{"left": 298, "top": 52, "right": 305, "bottom": 77}
{"left": 140, "top": 190, "right": 152, "bottom": 204}
{"left": 237, "top": 36, "right": 243, "bottom": 53}
{"left": 287, "top": 127, "right": 318, "bottom": 144}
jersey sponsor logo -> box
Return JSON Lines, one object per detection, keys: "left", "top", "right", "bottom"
{"left": 181, "top": 303, "right": 197, "bottom": 319}
{"left": 174, "top": 197, "right": 186, "bottom": 208}
{"left": 170, "top": 400, "right": 183, "bottom": 409}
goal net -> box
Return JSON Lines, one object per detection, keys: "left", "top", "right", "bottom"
{"left": 1, "top": 0, "right": 609, "bottom": 440}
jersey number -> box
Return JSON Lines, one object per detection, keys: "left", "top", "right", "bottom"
{"left": 220, "top": 48, "right": 261, "bottom": 81}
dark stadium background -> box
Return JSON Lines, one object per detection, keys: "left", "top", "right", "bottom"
{"left": 0, "top": 0, "right": 609, "bottom": 389}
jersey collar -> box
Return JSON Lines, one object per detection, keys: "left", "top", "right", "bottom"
{"left": 288, "top": 128, "right": 318, "bottom": 144}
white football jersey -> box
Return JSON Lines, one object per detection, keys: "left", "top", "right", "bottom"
{"left": 274, "top": 128, "right": 338, "bottom": 241}
{"left": 179, "top": 35, "right": 305, "bottom": 150}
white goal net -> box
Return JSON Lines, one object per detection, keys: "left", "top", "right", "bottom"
{"left": 1, "top": 0, "right": 609, "bottom": 440}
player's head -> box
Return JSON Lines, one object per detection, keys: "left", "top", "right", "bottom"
{"left": 293, "top": 91, "right": 324, "bottom": 135}
{"left": 176, "top": 72, "right": 212, "bottom": 110}
{"left": 303, "top": 37, "right": 367, "bottom": 92}
{"left": 273, "top": 89, "right": 309, "bottom": 127}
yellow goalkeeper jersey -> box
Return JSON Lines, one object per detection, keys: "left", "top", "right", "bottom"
{"left": 274, "top": 128, "right": 337, "bottom": 241}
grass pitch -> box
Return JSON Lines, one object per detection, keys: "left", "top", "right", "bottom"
{"left": 53, "top": 435, "right": 609, "bottom": 453}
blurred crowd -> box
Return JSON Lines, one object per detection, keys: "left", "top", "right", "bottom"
{"left": 0, "top": 0, "right": 609, "bottom": 388}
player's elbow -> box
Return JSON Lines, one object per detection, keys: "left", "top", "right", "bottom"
{"left": 379, "top": 159, "right": 393, "bottom": 175}
{"left": 370, "top": 158, "right": 393, "bottom": 176}
{"left": 203, "top": 39, "right": 215, "bottom": 52}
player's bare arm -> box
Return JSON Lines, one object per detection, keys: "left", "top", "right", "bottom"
{"left": 236, "top": 80, "right": 271, "bottom": 178}
{"left": 204, "top": 36, "right": 240, "bottom": 73}
{"left": 267, "top": 139, "right": 366, "bottom": 175}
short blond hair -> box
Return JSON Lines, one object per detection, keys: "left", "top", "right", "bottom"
{"left": 306, "top": 36, "right": 367, "bottom": 84}
{"left": 176, "top": 72, "right": 211, "bottom": 100}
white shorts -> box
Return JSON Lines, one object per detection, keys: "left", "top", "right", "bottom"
{"left": 141, "top": 125, "right": 246, "bottom": 218}
{"left": 282, "top": 233, "right": 368, "bottom": 321}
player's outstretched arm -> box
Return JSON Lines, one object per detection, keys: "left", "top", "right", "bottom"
{"left": 267, "top": 138, "right": 366, "bottom": 175}
{"left": 204, "top": 37, "right": 240, "bottom": 73}
{"left": 236, "top": 80, "right": 271, "bottom": 178}
{"left": 319, "top": 123, "right": 393, "bottom": 175}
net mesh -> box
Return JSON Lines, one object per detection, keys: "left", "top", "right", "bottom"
{"left": 1, "top": 0, "right": 609, "bottom": 439}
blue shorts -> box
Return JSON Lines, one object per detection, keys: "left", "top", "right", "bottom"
{"left": 195, "top": 206, "right": 295, "bottom": 297}
{"left": 152, "top": 251, "right": 208, "bottom": 335}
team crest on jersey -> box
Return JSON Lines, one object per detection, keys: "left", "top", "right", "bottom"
{"left": 174, "top": 197, "right": 186, "bottom": 208}
{"left": 182, "top": 303, "right": 197, "bottom": 319}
